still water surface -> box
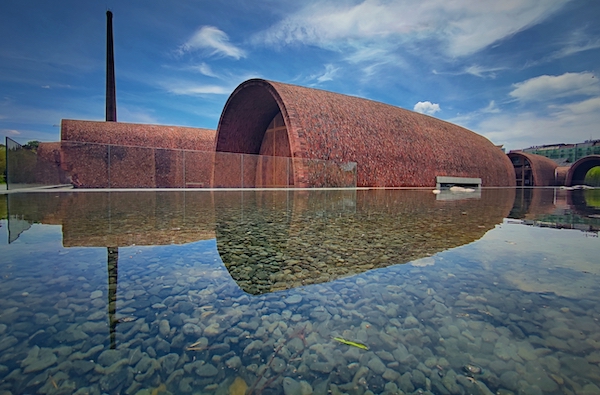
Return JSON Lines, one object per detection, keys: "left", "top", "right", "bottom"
{"left": 0, "top": 189, "right": 599, "bottom": 395}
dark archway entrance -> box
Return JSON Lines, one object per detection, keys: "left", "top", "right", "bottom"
{"left": 566, "top": 155, "right": 600, "bottom": 186}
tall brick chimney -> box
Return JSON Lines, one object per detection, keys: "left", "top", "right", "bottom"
{"left": 106, "top": 10, "right": 117, "bottom": 122}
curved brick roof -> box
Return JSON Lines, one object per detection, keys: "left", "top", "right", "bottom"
{"left": 216, "top": 79, "right": 515, "bottom": 187}
{"left": 566, "top": 155, "right": 600, "bottom": 186}
{"left": 508, "top": 152, "right": 558, "bottom": 186}
{"left": 61, "top": 119, "right": 215, "bottom": 151}
{"left": 556, "top": 166, "right": 570, "bottom": 186}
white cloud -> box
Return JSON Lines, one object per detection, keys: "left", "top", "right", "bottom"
{"left": 482, "top": 100, "right": 501, "bottom": 114}
{"left": 414, "top": 101, "right": 441, "bottom": 115}
{"left": 510, "top": 72, "right": 599, "bottom": 102}
{"left": 343, "top": 45, "right": 406, "bottom": 78}
{"left": 309, "top": 64, "right": 339, "bottom": 84}
{"left": 557, "top": 96, "right": 600, "bottom": 114}
{"left": 464, "top": 65, "right": 505, "bottom": 79}
{"left": 463, "top": 97, "right": 600, "bottom": 150}
{"left": 164, "top": 83, "right": 231, "bottom": 96}
{"left": 551, "top": 38, "right": 600, "bottom": 60}
{"left": 178, "top": 26, "right": 246, "bottom": 59}
{"left": 190, "top": 62, "right": 219, "bottom": 78}
{"left": 432, "top": 64, "right": 506, "bottom": 78}
{"left": 2, "top": 129, "right": 20, "bottom": 136}
{"left": 254, "top": 0, "right": 568, "bottom": 57}
{"left": 118, "top": 107, "right": 159, "bottom": 124}
{"left": 531, "top": 29, "right": 600, "bottom": 66}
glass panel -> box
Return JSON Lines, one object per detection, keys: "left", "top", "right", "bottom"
{"left": 5, "top": 139, "right": 357, "bottom": 189}
{"left": 294, "top": 157, "right": 357, "bottom": 188}
{"left": 61, "top": 141, "right": 109, "bottom": 188}
{"left": 5, "top": 137, "right": 69, "bottom": 190}
{"left": 213, "top": 151, "right": 243, "bottom": 188}
{"left": 108, "top": 145, "right": 156, "bottom": 188}
{"left": 155, "top": 148, "right": 184, "bottom": 188}
{"left": 183, "top": 150, "right": 214, "bottom": 188}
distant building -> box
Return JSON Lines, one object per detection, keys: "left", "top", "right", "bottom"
{"left": 519, "top": 140, "right": 600, "bottom": 164}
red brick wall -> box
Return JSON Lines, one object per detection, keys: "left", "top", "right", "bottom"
{"left": 216, "top": 79, "right": 516, "bottom": 187}
{"left": 60, "top": 120, "right": 216, "bottom": 188}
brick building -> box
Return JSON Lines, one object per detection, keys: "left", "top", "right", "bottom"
{"left": 50, "top": 79, "right": 518, "bottom": 188}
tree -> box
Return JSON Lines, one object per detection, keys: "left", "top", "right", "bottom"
{"left": 23, "top": 140, "right": 40, "bottom": 151}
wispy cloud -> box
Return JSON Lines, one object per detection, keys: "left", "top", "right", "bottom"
{"left": 463, "top": 65, "right": 506, "bottom": 79}
{"left": 189, "top": 62, "right": 219, "bottom": 78}
{"left": 118, "top": 107, "right": 160, "bottom": 124}
{"left": 478, "top": 109, "right": 600, "bottom": 150}
{"left": 163, "top": 83, "right": 231, "bottom": 96}
{"left": 451, "top": 95, "right": 600, "bottom": 150}
{"left": 414, "top": 101, "right": 441, "bottom": 115}
{"left": 254, "top": 0, "right": 568, "bottom": 58}
{"left": 1, "top": 129, "right": 20, "bottom": 136}
{"left": 178, "top": 26, "right": 246, "bottom": 59}
{"left": 553, "top": 96, "right": 600, "bottom": 115}
{"left": 530, "top": 28, "right": 600, "bottom": 66}
{"left": 482, "top": 100, "right": 501, "bottom": 114}
{"left": 510, "top": 72, "right": 599, "bottom": 102}
{"left": 308, "top": 64, "right": 339, "bottom": 84}
{"left": 550, "top": 39, "right": 600, "bottom": 60}
{"left": 432, "top": 64, "right": 506, "bottom": 78}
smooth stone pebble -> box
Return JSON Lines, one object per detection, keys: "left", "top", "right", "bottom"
{"left": 285, "top": 295, "right": 303, "bottom": 304}
{"left": 196, "top": 363, "right": 218, "bottom": 377}
{"left": 90, "top": 290, "right": 103, "bottom": 299}
{"left": 159, "top": 320, "right": 170, "bottom": 337}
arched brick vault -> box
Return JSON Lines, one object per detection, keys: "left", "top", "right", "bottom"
{"left": 216, "top": 79, "right": 516, "bottom": 187}
{"left": 507, "top": 152, "right": 558, "bottom": 186}
{"left": 566, "top": 155, "right": 600, "bottom": 186}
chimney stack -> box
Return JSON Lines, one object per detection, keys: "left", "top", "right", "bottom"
{"left": 106, "top": 10, "right": 117, "bottom": 122}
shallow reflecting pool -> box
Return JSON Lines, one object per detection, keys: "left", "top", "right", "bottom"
{"left": 0, "top": 188, "right": 599, "bottom": 395}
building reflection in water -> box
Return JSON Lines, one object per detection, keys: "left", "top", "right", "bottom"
{"left": 508, "top": 187, "right": 600, "bottom": 232}
{"left": 214, "top": 189, "right": 516, "bottom": 294}
{"left": 3, "top": 186, "right": 599, "bottom": 342}
{"left": 4, "top": 191, "right": 216, "bottom": 348}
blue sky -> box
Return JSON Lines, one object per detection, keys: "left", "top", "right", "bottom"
{"left": 1, "top": 0, "right": 599, "bottom": 151}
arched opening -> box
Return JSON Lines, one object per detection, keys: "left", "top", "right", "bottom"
{"left": 256, "top": 112, "right": 294, "bottom": 187}
{"left": 566, "top": 155, "right": 600, "bottom": 186}
{"left": 509, "top": 155, "right": 534, "bottom": 186}
{"left": 213, "top": 80, "right": 296, "bottom": 188}
{"left": 507, "top": 152, "right": 558, "bottom": 187}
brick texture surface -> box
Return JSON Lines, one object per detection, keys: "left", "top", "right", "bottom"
{"left": 60, "top": 120, "right": 216, "bottom": 188}
{"left": 216, "top": 79, "right": 516, "bottom": 187}
{"left": 508, "top": 152, "right": 558, "bottom": 186}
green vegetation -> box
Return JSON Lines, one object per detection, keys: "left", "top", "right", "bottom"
{"left": 584, "top": 166, "right": 600, "bottom": 187}
{"left": 2, "top": 141, "right": 41, "bottom": 185}
{"left": 23, "top": 140, "right": 40, "bottom": 151}
{"left": 584, "top": 189, "right": 600, "bottom": 208}
{"left": 0, "top": 196, "right": 5, "bottom": 219}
